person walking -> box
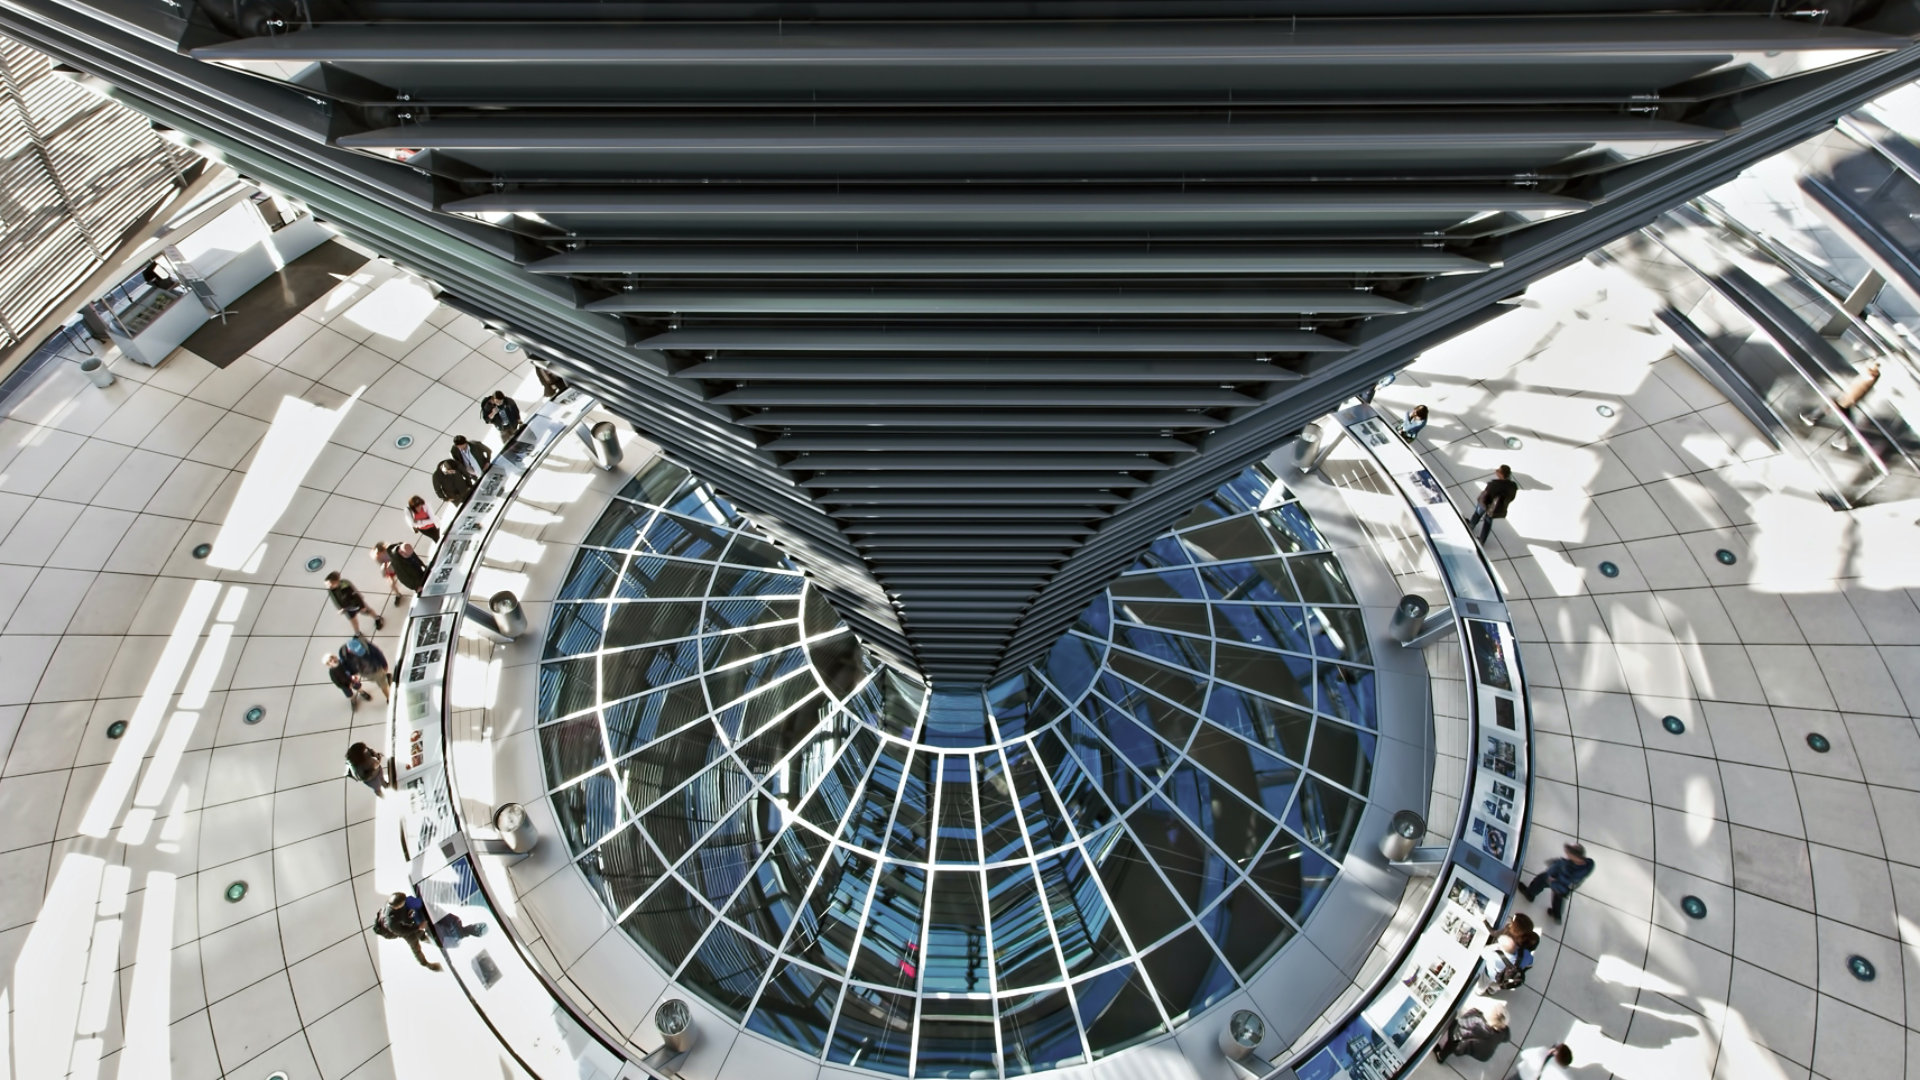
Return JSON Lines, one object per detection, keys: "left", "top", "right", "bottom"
{"left": 1519, "top": 842, "right": 1595, "bottom": 923}
{"left": 449, "top": 434, "right": 491, "bottom": 479}
{"left": 1467, "top": 464, "right": 1519, "bottom": 543}
{"left": 374, "top": 892, "right": 443, "bottom": 971}
{"left": 1511, "top": 1042, "right": 1574, "bottom": 1080}
{"left": 325, "top": 654, "right": 370, "bottom": 709}
{"left": 1433, "top": 1001, "right": 1510, "bottom": 1065}
{"left": 1836, "top": 360, "right": 1881, "bottom": 426}
{"left": 535, "top": 365, "right": 567, "bottom": 400}
{"left": 479, "top": 390, "right": 521, "bottom": 438}
{"left": 345, "top": 741, "right": 389, "bottom": 797}
{"left": 324, "top": 572, "right": 384, "bottom": 635}
{"left": 406, "top": 495, "right": 440, "bottom": 545}
{"left": 432, "top": 459, "right": 476, "bottom": 505}
{"left": 341, "top": 636, "right": 392, "bottom": 701}
{"left": 1399, "top": 405, "right": 1429, "bottom": 441}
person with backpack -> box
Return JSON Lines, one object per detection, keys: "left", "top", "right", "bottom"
{"left": 325, "top": 654, "right": 369, "bottom": 709}
{"left": 340, "top": 637, "right": 392, "bottom": 702}
{"left": 1433, "top": 1000, "right": 1510, "bottom": 1064}
{"left": 374, "top": 892, "right": 443, "bottom": 971}
{"left": 345, "top": 742, "right": 389, "bottom": 797}
{"left": 1467, "top": 464, "right": 1519, "bottom": 543}
{"left": 1479, "top": 926, "right": 1537, "bottom": 994}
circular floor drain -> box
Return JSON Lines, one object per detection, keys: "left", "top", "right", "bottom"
{"left": 1504, "top": 436, "right": 1523, "bottom": 449}
{"left": 504, "top": 341, "right": 520, "bottom": 351}
{"left": 1806, "top": 733, "right": 1832, "bottom": 754}
{"left": 191, "top": 543, "right": 211, "bottom": 559}
{"left": 224, "top": 881, "right": 248, "bottom": 903}
{"left": 1596, "top": 404, "right": 1616, "bottom": 418}
{"left": 395, "top": 434, "right": 414, "bottom": 449}
{"left": 1849, "top": 955, "right": 1877, "bottom": 981}
{"left": 106, "top": 720, "right": 127, "bottom": 740}
{"left": 243, "top": 706, "right": 266, "bottom": 725}
{"left": 1598, "top": 561, "right": 1620, "bottom": 578}
{"left": 1680, "top": 895, "right": 1708, "bottom": 920}
{"left": 305, "top": 556, "right": 326, "bottom": 573}
{"left": 1715, "top": 549, "right": 1738, "bottom": 565}
{"left": 1662, "top": 716, "right": 1686, "bottom": 735}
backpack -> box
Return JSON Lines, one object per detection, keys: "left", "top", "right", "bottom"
{"left": 1493, "top": 951, "right": 1532, "bottom": 990}
{"left": 372, "top": 907, "right": 399, "bottom": 939}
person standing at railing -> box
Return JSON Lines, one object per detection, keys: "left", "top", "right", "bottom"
{"left": 450, "top": 434, "right": 492, "bottom": 478}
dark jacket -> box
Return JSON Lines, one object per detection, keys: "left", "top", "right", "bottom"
{"left": 450, "top": 439, "right": 491, "bottom": 478}
{"left": 1540, "top": 855, "right": 1595, "bottom": 895}
{"left": 1444, "top": 1010, "right": 1511, "bottom": 1062}
{"left": 390, "top": 545, "right": 429, "bottom": 592}
{"left": 341, "top": 639, "right": 389, "bottom": 677}
{"left": 1478, "top": 476, "right": 1519, "bottom": 519}
{"left": 480, "top": 395, "right": 521, "bottom": 432}
{"left": 327, "top": 579, "right": 366, "bottom": 613}
{"left": 327, "top": 662, "right": 358, "bottom": 699}
{"left": 433, "top": 463, "right": 476, "bottom": 504}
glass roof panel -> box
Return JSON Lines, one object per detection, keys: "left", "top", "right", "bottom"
{"left": 540, "top": 459, "right": 1377, "bottom": 1073}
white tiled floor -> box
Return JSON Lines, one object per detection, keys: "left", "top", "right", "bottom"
{"left": 0, "top": 245, "right": 538, "bottom": 1080}
{"left": 1392, "top": 259, "right": 1920, "bottom": 1080}
{"left": 2, "top": 233, "right": 1918, "bottom": 1080}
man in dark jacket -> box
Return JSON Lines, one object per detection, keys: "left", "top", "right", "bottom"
{"left": 324, "top": 654, "right": 369, "bottom": 708}
{"left": 432, "top": 459, "right": 476, "bottom": 504}
{"left": 385, "top": 541, "right": 429, "bottom": 594}
{"left": 479, "top": 391, "right": 521, "bottom": 437}
{"left": 324, "top": 572, "right": 383, "bottom": 635}
{"left": 1467, "top": 464, "right": 1519, "bottom": 543}
{"left": 449, "top": 435, "right": 491, "bottom": 479}
{"left": 340, "top": 637, "right": 391, "bottom": 701}
{"left": 1519, "top": 842, "right": 1595, "bottom": 922}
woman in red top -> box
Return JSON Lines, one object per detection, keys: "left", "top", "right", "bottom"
{"left": 406, "top": 495, "right": 440, "bottom": 545}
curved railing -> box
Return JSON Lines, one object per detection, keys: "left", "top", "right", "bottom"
{"left": 384, "top": 388, "right": 641, "bottom": 1080}
{"left": 1260, "top": 403, "right": 1535, "bottom": 1079}
{"left": 380, "top": 394, "right": 1532, "bottom": 1080}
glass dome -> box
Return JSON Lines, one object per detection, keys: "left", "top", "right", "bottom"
{"left": 537, "top": 460, "right": 1378, "bottom": 1076}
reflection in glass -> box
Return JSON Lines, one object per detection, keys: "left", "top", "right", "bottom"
{"left": 539, "top": 460, "right": 1380, "bottom": 1072}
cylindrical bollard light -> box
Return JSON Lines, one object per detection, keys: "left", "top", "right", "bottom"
{"left": 489, "top": 590, "right": 528, "bottom": 639}
{"left": 1219, "top": 1010, "right": 1265, "bottom": 1061}
{"left": 1288, "top": 422, "right": 1322, "bottom": 473}
{"left": 1388, "top": 594, "right": 1431, "bottom": 645}
{"left": 493, "top": 802, "right": 537, "bottom": 853}
{"left": 80, "top": 357, "right": 114, "bottom": 388}
{"left": 656, "top": 998, "right": 696, "bottom": 1055}
{"left": 589, "top": 421, "right": 622, "bottom": 471}
{"left": 1380, "top": 809, "right": 1427, "bottom": 862}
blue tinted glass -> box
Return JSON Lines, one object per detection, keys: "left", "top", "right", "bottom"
{"left": 1315, "top": 662, "right": 1377, "bottom": 729}
{"left": 1110, "top": 567, "right": 1204, "bottom": 600}
{"left": 1041, "top": 632, "right": 1103, "bottom": 702}
{"left": 1265, "top": 502, "right": 1327, "bottom": 553}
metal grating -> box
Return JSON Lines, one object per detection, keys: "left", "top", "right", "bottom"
{"left": 9, "top": 3, "right": 1920, "bottom": 677}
